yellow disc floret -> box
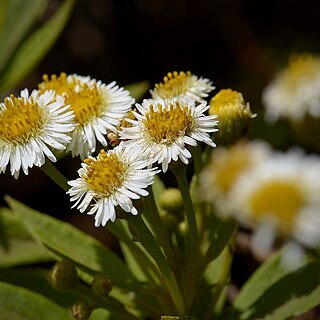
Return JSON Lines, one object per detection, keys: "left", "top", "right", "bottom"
{"left": 283, "top": 54, "right": 320, "bottom": 90}
{"left": 39, "top": 73, "right": 106, "bottom": 126}
{"left": 0, "top": 95, "right": 45, "bottom": 145}
{"left": 143, "top": 101, "right": 194, "bottom": 144}
{"left": 84, "top": 150, "right": 127, "bottom": 196}
{"left": 153, "top": 71, "right": 192, "bottom": 99}
{"left": 248, "top": 181, "right": 305, "bottom": 233}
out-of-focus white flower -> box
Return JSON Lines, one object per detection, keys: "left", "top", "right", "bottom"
{"left": 263, "top": 53, "right": 320, "bottom": 121}
{"left": 0, "top": 89, "right": 74, "bottom": 178}
{"left": 120, "top": 97, "right": 218, "bottom": 172}
{"left": 150, "top": 71, "right": 214, "bottom": 103}
{"left": 67, "top": 144, "right": 159, "bottom": 227}
{"left": 39, "top": 73, "right": 134, "bottom": 159}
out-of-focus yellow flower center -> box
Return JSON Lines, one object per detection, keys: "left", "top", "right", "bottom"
{"left": 213, "top": 147, "right": 250, "bottom": 194}
{"left": 39, "top": 73, "right": 106, "bottom": 126}
{"left": 153, "top": 71, "right": 192, "bottom": 98}
{"left": 249, "top": 180, "right": 305, "bottom": 232}
{"left": 0, "top": 95, "right": 44, "bottom": 144}
{"left": 283, "top": 54, "right": 320, "bottom": 89}
{"left": 84, "top": 150, "right": 127, "bottom": 196}
{"left": 143, "top": 102, "right": 194, "bottom": 144}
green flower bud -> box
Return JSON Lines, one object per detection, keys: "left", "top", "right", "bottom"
{"left": 71, "top": 300, "right": 93, "bottom": 320}
{"left": 209, "top": 89, "right": 256, "bottom": 145}
{"left": 48, "top": 259, "right": 79, "bottom": 291}
{"left": 91, "top": 274, "right": 113, "bottom": 297}
{"left": 159, "top": 188, "right": 184, "bottom": 215}
{"left": 161, "top": 213, "right": 179, "bottom": 231}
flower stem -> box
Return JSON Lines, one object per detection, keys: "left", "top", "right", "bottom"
{"left": 128, "top": 214, "right": 186, "bottom": 315}
{"left": 143, "top": 187, "right": 176, "bottom": 268}
{"left": 191, "top": 144, "right": 203, "bottom": 176}
{"left": 41, "top": 160, "right": 69, "bottom": 191}
{"left": 172, "top": 166, "right": 199, "bottom": 249}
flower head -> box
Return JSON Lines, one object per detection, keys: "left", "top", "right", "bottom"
{"left": 0, "top": 89, "right": 74, "bottom": 178}
{"left": 263, "top": 53, "right": 320, "bottom": 121}
{"left": 39, "top": 73, "right": 134, "bottom": 159}
{"left": 209, "top": 89, "right": 256, "bottom": 144}
{"left": 67, "top": 144, "right": 159, "bottom": 227}
{"left": 120, "top": 97, "right": 218, "bottom": 172}
{"left": 228, "top": 150, "right": 320, "bottom": 248}
{"left": 150, "top": 71, "right": 214, "bottom": 103}
{"left": 199, "top": 141, "right": 271, "bottom": 212}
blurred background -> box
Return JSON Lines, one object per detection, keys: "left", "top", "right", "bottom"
{"left": 1, "top": 0, "right": 320, "bottom": 297}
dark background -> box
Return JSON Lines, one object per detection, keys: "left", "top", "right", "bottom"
{"left": 1, "top": 0, "right": 320, "bottom": 288}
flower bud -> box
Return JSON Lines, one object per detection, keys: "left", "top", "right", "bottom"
{"left": 48, "top": 259, "right": 79, "bottom": 291}
{"left": 209, "top": 89, "right": 256, "bottom": 145}
{"left": 161, "top": 213, "right": 179, "bottom": 231}
{"left": 159, "top": 188, "right": 184, "bottom": 216}
{"left": 71, "top": 300, "right": 93, "bottom": 320}
{"left": 91, "top": 274, "right": 113, "bottom": 297}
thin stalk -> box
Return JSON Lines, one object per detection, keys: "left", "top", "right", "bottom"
{"left": 192, "top": 144, "right": 203, "bottom": 176}
{"left": 128, "top": 214, "right": 186, "bottom": 315}
{"left": 143, "top": 187, "right": 176, "bottom": 268}
{"left": 41, "top": 160, "right": 69, "bottom": 191}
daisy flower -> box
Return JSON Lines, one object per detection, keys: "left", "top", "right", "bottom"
{"left": 150, "top": 71, "right": 215, "bottom": 103}
{"left": 67, "top": 144, "right": 159, "bottom": 227}
{"left": 199, "top": 141, "right": 271, "bottom": 212}
{"left": 38, "top": 73, "right": 134, "bottom": 159}
{"left": 0, "top": 89, "right": 74, "bottom": 178}
{"left": 263, "top": 53, "right": 320, "bottom": 122}
{"left": 120, "top": 97, "right": 218, "bottom": 172}
{"left": 227, "top": 150, "right": 320, "bottom": 250}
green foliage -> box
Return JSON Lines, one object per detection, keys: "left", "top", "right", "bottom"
{"left": 0, "top": 0, "right": 75, "bottom": 95}
{"left": 5, "top": 196, "right": 138, "bottom": 290}
{"left": 0, "top": 281, "right": 72, "bottom": 320}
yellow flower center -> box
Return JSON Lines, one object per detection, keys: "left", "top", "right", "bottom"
{"left": 209, "top": 89, "right": 244, "bottom": 114}
{"left": 39, "top": 73, "right": 106, "bottom": 126}
{"left": 213, "top": 148, "right": 250, "bottom": 194}
{"left": 84, "top": 150, "right": 127, "bottom": 196}
{"left": 283, "top": 54, "right": 320, "bottom": 89}
{"left": 153, "top": 71, "right": 192, "bottom": 98}
{"left": 248, "top": 180, "right": 305, "bottom": 232}
{"left": 0, "top": 95, "right": 45, "bottom": 145}
{"left": 143, "top": 102, "right": 194, "bottom": 144}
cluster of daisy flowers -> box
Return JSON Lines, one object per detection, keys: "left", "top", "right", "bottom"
{"left": 1, "top": 71, "right": 220, "bottom": 226}
{"left": 199, "top": 141, "right": 320, "bottom": 262}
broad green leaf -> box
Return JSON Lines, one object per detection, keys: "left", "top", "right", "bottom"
{"left": 0, "top": 207, "right": 52, "bottom": 267}
{"left": 0, "top": 268, "right": 76, "bottom": 308}
{"left": 125, "top": 81, "right": 150, "bottom": 101}
{"left": 0, "top": 0, "right": 75, "bottom": 94}
{"left": 0, "top": 0, "right": 47, "bottom": 73}
{"left": 6, "top": 196, "right": 138, "bottom": 290}
{"left": 238, "top": 260, "right": 320, "bottom": 320}
{"left": 0, "top": 281, "right": 72, "bottom": 320}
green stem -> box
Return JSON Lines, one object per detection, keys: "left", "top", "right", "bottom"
{"left": 107, "top": 221, "right": 162, "bottom": 285}
{"left": 192, "top": 144, "right": 203, "bottom": 176}
{"left": 172, "top": 166, "right": 199, "bottom": 249}
{"left": 74, "top": 283, "right": 138, "bottom": 320}
{"left": 143, "top": 187, "right": 176, "bottom": 268}
{"left": 128, "top": 214, "right": 185, "bottom": 315}
{"left": 41, "top": 160, "right": 69, "bottom": 191}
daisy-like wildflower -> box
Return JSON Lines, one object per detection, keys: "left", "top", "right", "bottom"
{"left": 150, "top": 71, "right": 215, "bottom": 103}
{"left": 120, "top": 97, "right": 218, "bottom": 172}
{"left": 0, "top": 89, "right": 74, "bottom": 178}
{"left": 38, "top": 73, "right": 134, "bottom": 159}
{"left": 209, "top": 89, "right": 256, "bottom": 144}
{"left": 227, "top": 150, "right": 320, "bottom": 249}
{"left": 67, "top": 144, "right": 159, "bottom": 227}
{"left": 199, "top": 141, "right": 271, "bottom": 212}
{"left": 263, "top": 53, "right": 320, "bottom": 122}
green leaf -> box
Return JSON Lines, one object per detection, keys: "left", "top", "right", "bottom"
{"left": 0, "top": 281, "right": 72, "bottom": 320}
{"left": 0, "top": 0, "right": 75, "bottom": 94}
{"left": 0, "top": 0, "right": 47, "bottom": 74}
{"left": 234, "top": 252, "right": 320, "bottom": 320}
{"left": 6, "top": 196, "right": 138, "bottom": 290}
{"left": 0, "top": 207, "right": 53, "bottom": 267}
{"left": 125, "top": 81, "right": 150, "bottom": 101}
